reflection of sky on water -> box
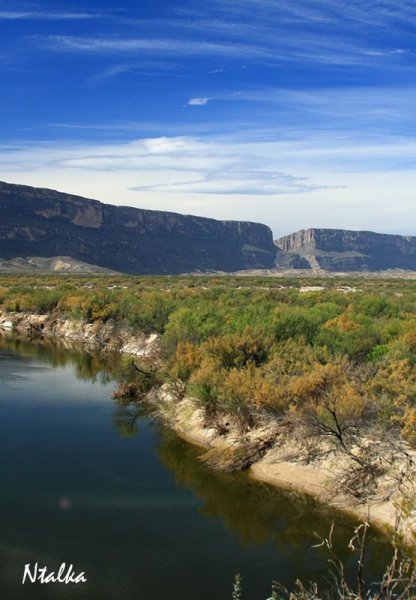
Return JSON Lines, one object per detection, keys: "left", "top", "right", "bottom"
{"left": 0, "top": 350, "right": 45, "bottom": 389}
{"left": 0, "top": 351, "right": 112, "bottom": 402}
{"left": 0, "top": 371, "right": 30, "bottom": 388}
{"left": 0, "top": 336, "right": 394, "bottom": 600}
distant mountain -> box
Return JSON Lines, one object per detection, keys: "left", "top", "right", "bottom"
{"left": 275, "top": 228, "right": 416, "bottom": 272}
{"left": 0, "top": 181, "right": 276, "bottom": 274}
{"left": 1, "top": 182, "right": 415, "bottom": 275}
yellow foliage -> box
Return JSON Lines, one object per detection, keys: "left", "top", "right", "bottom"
{"left": 402, "top": 328, "right": 416, "bottom": 352}
{"left": 203, "top": 329, "right": 272, "bottom": 370}
{"left": 170, "top": 342, "right": 203, "bottom": 381}
{"left": 324, "top": 311, "right": 359, "bottom": 332}
{"left": 221, "top": 365, "right": 285, "bottom": 410}
{"left": 189, "top": 357, "right": 222, "bottom": 388}
{"left": 368, "top": 357, "right": 416, "bottom": 445}
{"left": 90, "top": 301, "right": 117, "bottom": 322}
{"left": 370, "top": 358, "right": 416, "bottom": 407}
{"left": 286, "top": 360, "right": 367, "bottom": 432}
{"left": 57, "top": 294, "right": 83, "bottom": 312}
{"left": 261, "top": 337, "right": 320, "bottom": 377}
{"left": 401, "top": 408, "right": 416, "bottom": 446}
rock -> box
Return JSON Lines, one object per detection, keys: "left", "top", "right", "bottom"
{"left": 275, "top": 228, "right": 416, "bottom": 272}
{"left": 4, "top": 311, "right": 159, "bottom": 357}
{"left": 0, "top": 181, "right": 276, "bottom": 274}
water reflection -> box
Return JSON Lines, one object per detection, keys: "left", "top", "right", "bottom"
{"left": 112, "top": 403, "right": 151, "bottom": 438}
{"left": 0, "top": 333, "right": 120, "bottom": 385}
{"left": 154, "top": 424, "right": 392, "bottom": 585}
{"left": 0, "top": 332, "right": 395, "bottom": 596}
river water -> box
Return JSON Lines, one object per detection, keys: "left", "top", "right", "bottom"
{"left": 0, "top": 335, "right": 392, "bottom": 599}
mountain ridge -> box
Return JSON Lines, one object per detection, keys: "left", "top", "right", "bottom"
{"left": 274, "top": 228, "right": 416, "bottom": 272}
{"left": 1, "top": 181, "right": 415, "bottom": 274}
{"left": 0, "top": 181, "right": 276, "bottom": 274}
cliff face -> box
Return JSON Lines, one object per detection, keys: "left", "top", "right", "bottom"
{"left": 275, "top": 228, "right": 416, "bottom": 272}
{"left": 2, "top": 182, "right": 414, "bottom": 275}
{"left": 0, "top": 182, "right": 276, "bottom": 274}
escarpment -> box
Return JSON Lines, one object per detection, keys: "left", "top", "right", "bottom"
{"left": 275, "top": 228, "right": 416, "bottom": 272}
{"left": 0, "top": 181, "right": 276, "bottom": 274}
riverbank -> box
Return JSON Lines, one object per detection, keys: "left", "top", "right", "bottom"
{"left": 1, "top": 310, "right": 415, "bottom": 547}
{"left": 0, "top": 311, "right": 159, "bottom": 357}
{"left": 156, "top": 389, "right": 416, "bottom": 547}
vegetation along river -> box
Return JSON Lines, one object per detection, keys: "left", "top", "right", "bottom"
{"left": 0, "top": 335, "right": 394, "bottom": 600}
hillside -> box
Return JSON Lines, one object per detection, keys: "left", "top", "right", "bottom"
{"left": 0, "top": 182, "right": 276, "bottom": 274}
{"left": 1, "top": 182, "right": 416, "bottom": 274}
{"left": 275, "top": 228, "right": 416, "bottom": 272}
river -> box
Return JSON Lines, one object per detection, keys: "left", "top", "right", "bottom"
{"left": 0, "top": 335, "right": 393, "bottom": 599}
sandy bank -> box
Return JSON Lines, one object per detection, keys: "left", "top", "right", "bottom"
{"left": 250, "top": 448, "right": 403, "bottom": 535}
{"left": 2, "top": 312, "right": 415, "bottom": 546}
{"left": 158, "top": 392, "right": 416, "bottom": 546}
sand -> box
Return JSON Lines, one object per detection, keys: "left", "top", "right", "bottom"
{"left": 160, "top": 393, "right": 416, "bottom": 546}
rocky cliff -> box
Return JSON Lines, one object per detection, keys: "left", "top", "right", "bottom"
{"left": 0, "top": 182, "right": 276, "bottom": 274}
{"left": 275, "top": 228, "right": 416, "bottom": 272}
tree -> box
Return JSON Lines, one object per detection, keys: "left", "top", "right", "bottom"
{"left": 288, "top": 358, "right": 368, "bottom": 457}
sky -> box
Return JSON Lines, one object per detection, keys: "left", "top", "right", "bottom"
{"left": 1, "top": 0, "right": 415, "bottom": 238}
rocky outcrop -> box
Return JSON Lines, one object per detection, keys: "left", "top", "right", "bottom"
{"left": 2, "top": 181, "right": 415, "bottom": 274}
{"left": 275, "top": 228, "right": 416, "bottom": 272}
{"left": 0, "top": 181, "right": 276, "bottom": 274}
{"left": 0, "top": 311, "right": 159, "bottom": 356}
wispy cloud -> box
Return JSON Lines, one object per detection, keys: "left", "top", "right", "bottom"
{"left": 87, "top": 64, "right": 136, "bottom": 85}
{"left": 87, "top": 60, "right": 180, "bottom": 85}
{"left": 14, "top": 0, "right": 413, "bottom": 76}
{"left": 151, "top": 1, "right": 416, "bottom": 69}
{"left": 0, "top": 11, "right": 99, "bottom": 20}
{"left": 3, "top": 133, "right": 416, "bottom": 177}
{"left": 132, "top": 170, "right": 319, "bottom": 195}
{"left": 0, "top": 136, "right": 329, "bottom": 197}
{"left": 214, "top": 86, "right": 416, "bottom": 137}
{"left": 209, "top": 0, "right": 416, "bottom": 30}
{"left": 38, "top": 35, "right": 271, "bottom": 59}
{"left": 1, "top": 134, "right": 416, "bottom": 236}
{"left": 32, "top": 29, "right": 414, "bottom": 72}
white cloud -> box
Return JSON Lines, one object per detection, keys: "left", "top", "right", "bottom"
{"left": 1, "top": 133, "right": 416, "bottom": 237}
{"left": 187, "top": 97, "right": 210, "bottom": 106}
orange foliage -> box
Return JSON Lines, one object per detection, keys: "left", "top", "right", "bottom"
{"left": 324, "top": 311, "right": 359, "bottom": 332}
{"left": 368, "top": 357, "right": 416, "bottom": 446}
{"left": 402, "top": 328, "right": 416, "bottom": 352}
{"left": 221, "top": 365, "right": 285, "bottom": 411}
{"left": 203, "top": 329, "right": 272, "bottom": 370}
{"left": 282, "top": 359, "right": 367, "bottom": 447}
{"left": 170, "top": 342, "right": 203, "bottom": 381}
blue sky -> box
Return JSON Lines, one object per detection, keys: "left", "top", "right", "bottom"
{"left": 1, "top": 0, "right": 416, "bottom": 237}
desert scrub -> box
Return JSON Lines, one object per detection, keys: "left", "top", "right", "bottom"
{"left": 2, "top": 274, "right": 416, "bottom": 447}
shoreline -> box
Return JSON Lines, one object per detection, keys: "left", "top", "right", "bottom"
{"left": 1, "top": 310, "right": 415, "bottom": 547}
{"left": 0, "top": 311, "right": 159, "bottom": 357}
{"left": 159, "top": 393, "right": 416, "bottom": 547}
